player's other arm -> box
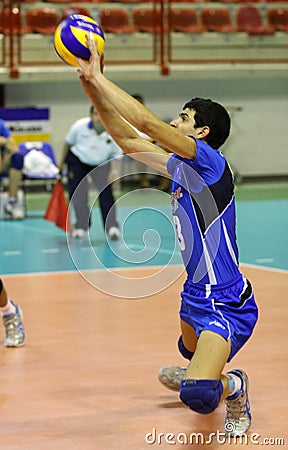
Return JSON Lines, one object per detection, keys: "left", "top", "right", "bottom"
{"left": 79, "top": 75, "right": 170, "bottom": 175}
{"left": 78, "top": 35, "right": 196, "bottom": 161}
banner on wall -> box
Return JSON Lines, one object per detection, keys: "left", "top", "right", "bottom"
{"left": 0, "top": 107, "right": 50, "bottom": 144}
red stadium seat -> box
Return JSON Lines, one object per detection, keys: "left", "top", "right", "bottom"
{"left": 267, "top": 8, "right": 288, "bottom": 31}
{"left": 215, "top": 0, "right": 243, "bottom": 3}
{"left": 62, "top": 7, "right": 91, "bottom": 20}
{"left": 217, "top": 0, "right": 262, "bottom": 3}
{"left": 133, "top": 9, "right": 163, "bottom": 33}
{"left": 47, "top": 0, "right": 89, "bottom": 3}
{"left": 170, "top": 0, "right": 204, "bottom": 2}
{"left": 201, "top": 8, "right": 237, "bottom": 33}
{"left": 237, "top": 5, "right": 275, "bottom": 35}
{"left": 25, "top": 9, "right": 60, "bottom": 35}
{"left": 100, "top": 9, "right": 134, "bottom": 34}
{"left": 110, "top": 0, "right": 143, "bottom": 3}
{"left": 168, "top": 9, "right": 203, "bottom": 33}
{"left": 0, "top": 7, "right": 22, "bottom": 34}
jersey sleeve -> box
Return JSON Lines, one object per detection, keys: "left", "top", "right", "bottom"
{"left": 167, "top": 138, "right": 226, "bottom": 186}
{"left": 167, "top": 153, "right": 182, "bottom": 176}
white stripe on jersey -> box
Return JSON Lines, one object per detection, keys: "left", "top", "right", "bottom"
{"left": 222, "top": 219, "right": 238, "bottom": 266}
{"left": 203, "top": 242, "right": 217, "bottom": 285}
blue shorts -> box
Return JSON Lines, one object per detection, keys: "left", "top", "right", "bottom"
{"left": 180, "top": 275, "right": 258, "bottom": 362}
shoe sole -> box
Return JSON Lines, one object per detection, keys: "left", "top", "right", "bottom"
{"left": 158, "top": 367, "right": 185, "bottom": 392}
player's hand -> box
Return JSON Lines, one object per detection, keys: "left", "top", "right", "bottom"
{"left": 77, "top": 33, "right": 102, "bottom": 83}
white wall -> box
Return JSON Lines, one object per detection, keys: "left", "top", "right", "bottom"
{"left": 4, "top": 75, "right": 288, "bottom": 178}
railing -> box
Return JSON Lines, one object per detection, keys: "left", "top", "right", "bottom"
{"left": 1, "top": 0, "right": 288, "bottom": 79}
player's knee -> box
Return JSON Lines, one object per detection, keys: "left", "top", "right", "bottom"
{"left": 11, "top": 152, "right": 24, "bottom": 170}
{"left": 178, "top": 335, "right": 194, "bottom": 361}
{"left": 180, "top": 379, "right": 223, "bottom": 414}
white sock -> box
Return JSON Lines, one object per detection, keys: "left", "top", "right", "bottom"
{"left": 0, "top": 300, "right": 16, "bottom": 317}
{"left": 227, "top": 373, "right": 242, "bottom": 396}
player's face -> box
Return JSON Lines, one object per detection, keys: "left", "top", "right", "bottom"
{"left": 170, "top": 108, "right": 198, "bottom": 137}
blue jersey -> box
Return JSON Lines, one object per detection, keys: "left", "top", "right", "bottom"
{"left": 167, "top": 138, "right": 240, "bottom": 286}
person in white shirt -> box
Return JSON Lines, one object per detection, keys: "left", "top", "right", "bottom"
{"left": 59, "top": 105, "right": 122, "bottom": 240}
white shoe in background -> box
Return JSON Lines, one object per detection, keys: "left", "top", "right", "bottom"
{"left": 108, "top": 227, "right": 120, "bottom": 241}
{"left": 72, "top": 228, "right": 87, "bottom": 238}
{"left": 4, "top": 200, "right": 25, "bottom": 220}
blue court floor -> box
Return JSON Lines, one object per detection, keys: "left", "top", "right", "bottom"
{"left": 1, "top": 196, "right": 287, "bottom": 276}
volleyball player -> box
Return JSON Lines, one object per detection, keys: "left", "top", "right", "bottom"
{"left": 76, "top": 35, "right": 258, "bottom": 436}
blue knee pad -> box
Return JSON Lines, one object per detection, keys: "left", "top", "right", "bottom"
{"left": 11, "top": 152, "right": 24, "bottom": 170}
{"left": 180, "top": 379, "right": 223, "bottom": 414}
{"left": 178, "top": 335, "right": 194, "bottom": 361}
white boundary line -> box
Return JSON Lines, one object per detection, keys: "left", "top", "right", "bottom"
{"left": 2, "top": 262, "right": 287, "bottom": 278}
{"left": 241, "top": 262, "right": 288, "bottom": 274}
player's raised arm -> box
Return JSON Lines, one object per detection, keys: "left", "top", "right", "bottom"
{"left": 78, "top": 34, "right": 196, "bottom": 161}
{"left": 78, "top": 51, "right": 170, "bottom": 175}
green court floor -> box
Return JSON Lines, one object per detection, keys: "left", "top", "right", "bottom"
{"left": 1, "top": 181, "right": 287, "bottom": 276}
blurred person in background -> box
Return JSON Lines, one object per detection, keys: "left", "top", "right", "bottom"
{"left": 59, "top": 105, "right": 122, "bottom": 240}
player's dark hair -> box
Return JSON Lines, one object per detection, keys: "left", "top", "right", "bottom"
{"left": 183, "top": 97, "right": 231, "bottom": 149}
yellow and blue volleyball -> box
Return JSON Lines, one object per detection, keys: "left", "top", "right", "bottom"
{"left": 54, "top": 14, "right": 105, "bottom": 67}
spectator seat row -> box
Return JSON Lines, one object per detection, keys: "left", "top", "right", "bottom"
{"left": 22, "top": 0, "right": 288, "bottom": 3}
{"left": 0, "top": 6, "right": 287, "bottom": 35}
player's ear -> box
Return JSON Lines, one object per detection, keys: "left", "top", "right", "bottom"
{"left": 197, "top": 126, "right": 210, "bottom": 139}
